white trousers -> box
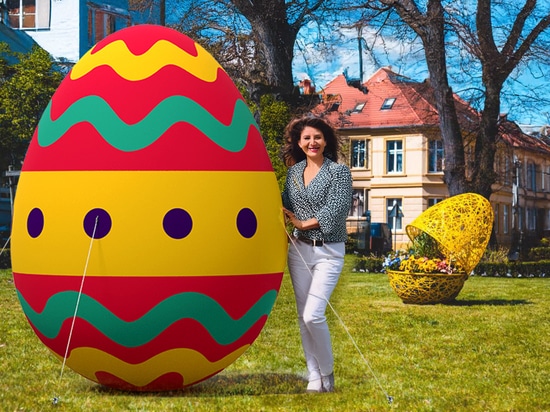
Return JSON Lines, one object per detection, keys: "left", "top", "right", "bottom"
{"left": 288, "top": 239, "right": 345, "bottom": 381}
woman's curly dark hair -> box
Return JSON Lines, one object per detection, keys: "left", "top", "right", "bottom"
{"left": 281, "top": 115, "right": 341, "bottom": 166}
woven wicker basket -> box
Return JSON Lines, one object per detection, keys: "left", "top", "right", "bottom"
{"left": 387, "top": 270, "right": 468, "bottom": 304}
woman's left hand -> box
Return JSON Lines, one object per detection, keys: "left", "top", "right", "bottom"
{"left": 283, "top": 207, "right": 302, "bottom": 229}
{"left": 283, "top": 208, "right": 320, "bottom": 231}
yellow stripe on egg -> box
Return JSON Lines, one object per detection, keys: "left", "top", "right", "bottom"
{"left": 12, "top": 171, "right": 287, "bottom": 277}
{"left": 70, "top": 39, "right": 223, "bottom": 82}
{"left": 57, "top": 345, "right": 249, "bottom": 387}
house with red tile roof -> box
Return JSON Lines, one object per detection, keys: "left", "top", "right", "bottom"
{"left": 308, "top": 67, "right": 550, "bottom": 251}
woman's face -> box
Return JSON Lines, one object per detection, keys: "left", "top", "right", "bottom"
{"left": 298, "top": 126, "right": 326, "bottom": 161}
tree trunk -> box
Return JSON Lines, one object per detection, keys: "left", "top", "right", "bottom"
{"left": 233, "top": 0, "right": 299, "bottom": 96}
{"left": 251, "top": 18, "right": 298, "bottom": 94}
{"left": 385, "top": 0, "right": 468, "bottom": 195}
{"left": 470, "top": 82, "right": 501, "bottom": 200}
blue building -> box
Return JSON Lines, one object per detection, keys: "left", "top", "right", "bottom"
{"left": 1, "top": 0, "right": 160, "bottom": 63}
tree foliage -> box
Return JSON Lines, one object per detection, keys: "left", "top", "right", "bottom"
{"left": 258, "top": 94, "right": 293, "bottom": 190}
{"left": 128, "top": 0, "right": 165, "bottom": 25}
{"left": 167, "top": 0, "right": 344, "bottom": 101}
{"left": 0, "top": 45, "right": 62, "bottom": 172}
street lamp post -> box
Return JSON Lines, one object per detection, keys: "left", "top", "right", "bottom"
{"left": 5, "top": 165, "right": 20, "bottom": 228}
{"left": 509, "top": 157, "right": 521, "bottom": 260}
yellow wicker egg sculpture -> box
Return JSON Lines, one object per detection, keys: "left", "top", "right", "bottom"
{"left": 406, "top": 193, "right": 494, "bottom": 274}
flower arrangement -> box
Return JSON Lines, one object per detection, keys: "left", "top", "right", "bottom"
{"left": 383, "top": 232, "right": 463, "bottom": 275}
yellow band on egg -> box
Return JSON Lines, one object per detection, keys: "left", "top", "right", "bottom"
{"left": 57, "top": 345, "right": 249, "bottom": 387}
{"left": 71, "top": 39, "right": 223, "bottom": 82}
{"left": 12, "top": 171, "right": 287, "bottom": 277}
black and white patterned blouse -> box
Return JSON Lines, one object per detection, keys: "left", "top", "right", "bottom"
{"left": 282, "top": 158, "right": 353, "bottom": 243}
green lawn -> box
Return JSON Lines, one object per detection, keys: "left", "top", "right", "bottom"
{"left": 1, "top": 257, "right": 549, "bottom": 411}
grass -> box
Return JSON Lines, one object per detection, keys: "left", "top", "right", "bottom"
{"left": 1, "top": 256, "right": 549, "bottom": 411}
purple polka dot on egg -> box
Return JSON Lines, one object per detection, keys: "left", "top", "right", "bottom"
{"left": 237, "top": 208, "right": 257, "bottom": 238}
{"left": 84, "top": 208, "right": 112, "bottom": 239}
{"left": 27, "top": 208, "right": 44, "bottom": 238}
{"left": 163, "top": 208, "right": 193, "bottom": 239}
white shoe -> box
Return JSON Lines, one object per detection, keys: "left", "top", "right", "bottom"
{"left": 306, "top": 379, "right": 322, "bottom": 393}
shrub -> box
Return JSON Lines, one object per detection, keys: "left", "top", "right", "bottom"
{"left": 0, "top": 248, "right": 10, "bottom": 269}
{"left": 352, "top": 254, "right": 384, "bottom": 273}
{"left": 345, "top": 236, "right": 358, "bottom": 254}
{"left": 480, "top": 247, "right": 509, "bottom": 263}
{"left": 527, "top": 246, "right": 550, "bottom": 261}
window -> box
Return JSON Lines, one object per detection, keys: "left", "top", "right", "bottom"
{"left": 503, "top": 204, "right": 509, "bottom": 234}
{"left": 87, "top": 5, "right": 129, "bottom": 48}
{"left": 503, "top": 157, "right": 512, "bottom": 186}
{"left": 386, "top": 140, "right": 403, "bottom": 173}
{"left": 349, "top": 189, "right": 366, "bottom": 217}
{"left": 381, "top": 98, "right": 396, "bottom": 110}
{"left": 527, "top": 162, "right": 537, "bottom": 191}
{"left": 89, "top": 9, "right": 115, "bottom": 45}
{"left": 351, "top": 139, "right": 368, "bottom": 169}
{"left": 428, "top": 198, "right": 443, "bottom": 208}
{"left": 387, "top": 198, "right": 403, "bottom": 231}
{"left": 526, "top": 207, "right": 536, "bottom": 231}
{"left": 7, "top": 0, "right": 50, "bottom": 29}
{"left": 428, "top": 140, "right": 444, "bottom": 172}
{"left": 351, "top": 102, "right": 366, "bottom": 113}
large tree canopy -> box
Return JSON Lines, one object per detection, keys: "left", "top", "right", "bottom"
{"left": 166, "top": 0, "right": 343, "bottom": 100}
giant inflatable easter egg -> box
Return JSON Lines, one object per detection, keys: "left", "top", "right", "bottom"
{"left": 11, "top": 24, "right": 287, "bottom": 391}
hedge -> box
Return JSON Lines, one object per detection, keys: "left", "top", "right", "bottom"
{"left": 353, "top": 255, "right": 549, "bottom": 278}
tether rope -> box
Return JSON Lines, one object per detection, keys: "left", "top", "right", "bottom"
{"left": 53, "top": 215, "right": 99, "bottom": 405}
{"left": 0, "top": 235, "right": 10, "bottom": 257}
{"left": 285, "top": 227, "right": 394, "bottom": 406}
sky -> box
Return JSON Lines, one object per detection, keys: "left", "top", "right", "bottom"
{"left": 292, "top": 24, "right": 550, "bottom": 129}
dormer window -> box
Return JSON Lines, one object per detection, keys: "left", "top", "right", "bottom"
{"left": 328, "top": 102, "right": 340, "bottom": 112}
{"left": 381, "top": 98, "right": 396, "bottom": 110}
{"left": 352, "top": 102, "right": 366, "bottom": 113}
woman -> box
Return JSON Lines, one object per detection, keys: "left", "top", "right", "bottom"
{"left": 281, "top": 116, "right": 352, "bottom": 393}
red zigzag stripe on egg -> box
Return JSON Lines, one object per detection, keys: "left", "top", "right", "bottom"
{"left": 14, "top": 273, "right": 282, "bottom": 320}
{"left": 49, "top": 64, "right": 241, "bottom": 128}
{"left": 14, "top": 273, "right": 282, "bottom": 364}
{"left": 30, "top": 315, "right": 267, "bottom": 365}
{"left": 24, "top": 121, "right": 271, "bottom": 171}
{"left": 95, "top": 371, "right": 189, "bottom": 392}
